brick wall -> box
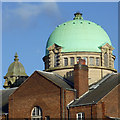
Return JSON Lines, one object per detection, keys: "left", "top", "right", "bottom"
{"left": 69, "top": 104, "right": 97, "bottom": 119}
{"left": 69, "top": 84, "right": 120, "bottom": 119}
{"left": 9, "top": 71, "right": 62, "bottom": 119}
{"left": 98, "top": 84, "right": 120, "bottom": 118}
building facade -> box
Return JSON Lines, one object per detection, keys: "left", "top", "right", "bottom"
{"left": 1, "top": 12, "right": 120, "bottom": 119}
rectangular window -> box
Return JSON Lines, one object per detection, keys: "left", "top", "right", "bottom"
{"left": 77, "top": 57, "right": 81, "bottom": 63}
{"left": 89, "top": 57, "right": 94, "bottom": 66}
{"left": 70, "top": 57, "right": 74, "bottom": 66}
{"left": 54, "top": 54, "right": 59, "bottom": 67}
{"left": 76, "top": 112, "right": 85, "bottom": 120}
{"left": 64, "top": 58, "right": 68, "bottom": 66}
{"left": 83, "top": 57, "right": 88, "bottom": 65}
{"left": 96, "top": 57, "right": 100, "bottom": 66}
{"left": 104, "top": 52, "right": 108, "bottom": 67}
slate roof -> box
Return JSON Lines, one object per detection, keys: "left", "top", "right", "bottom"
{"left": 0, "top": 87, "right": 18, "bottom": 114}
{"left": 37, "top": 71, "right": 74, "bottom": 89}
{"left": 69, "top": 73, "right": 120, "bottom": 107}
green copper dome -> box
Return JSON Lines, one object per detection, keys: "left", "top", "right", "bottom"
{"left": 4, "top": 53, "right": 27, "bottom": 78}
{"left": 46, "top": 13, "right": 112, "bottom": 55}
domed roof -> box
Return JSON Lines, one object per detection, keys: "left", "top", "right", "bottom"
{"left": 4, "top": 53, "right": 27, "bottom": 78}
{"left": 46, "top": 13, "right": 112, "bottom": 55}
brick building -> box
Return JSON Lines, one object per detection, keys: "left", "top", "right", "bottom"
{"left": 1, "top": 12, "right": 120, "bottom": 119}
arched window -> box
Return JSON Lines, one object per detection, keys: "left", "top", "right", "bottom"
{"left": 104, "top": 52, "right": 108, "bottom": 67}
{"left": 31, "top": 106, "right": 42, "bottom": 120}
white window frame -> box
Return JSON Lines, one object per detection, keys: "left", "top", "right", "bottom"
{"left": 31, "top": 106, "right": 42, "bottom": 120}
{"left": 76, "top": 112, "right": 85, "bottom": 120}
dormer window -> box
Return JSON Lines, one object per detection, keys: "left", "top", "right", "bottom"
{"left": 47, "top": 43, "right": 62, "bottom": 68}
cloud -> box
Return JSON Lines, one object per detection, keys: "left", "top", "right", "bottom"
{"left": 3, "top": 2, "right": 60, "bottom": 20}
{"left": 2, "top": 2, "right": 61, "bottom": 30}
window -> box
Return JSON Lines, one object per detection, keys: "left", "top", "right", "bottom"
{"left": 70, "top": 57, "right": 74, "bottom": 66}
{"left": 64, "top": 58, "right": 68, "bottom": 66}
{"left": 96, "top": 57, "right": 100, "bottom": 66}
{"left": 31, "top": 106, "right": 42, "bottom": 120}
{"left": 77, "top": 57, "right": 81, "bottom": 63}
{"left": 104, "top": 52, "right": 108, "bottom": 67}
{"left": 83, "top": 57, "right": 88, "bottom": 65}
{"left": 46, "top": 59, "right": 49, "bottom": 69}
{"left": 54, "top": 53, "right": 59, "bottom": 67}
{"left": 76, "top": 112, "right": 85, "bottom": 120}
{"left": 89, "top": 57, "right": 94, "bottom": 66}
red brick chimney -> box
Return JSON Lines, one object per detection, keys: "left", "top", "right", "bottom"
{"left": 74, "top": 59, "right": 88, "bottom": 98}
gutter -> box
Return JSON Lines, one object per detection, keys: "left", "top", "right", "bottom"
{"left": 70, "top": 102, "right": 96, "bottom": 107}
{"left": 65, "top": 88, "right": 77, "bottom": 99}
{"left": 65, "top": 88, "right": 76, "bottom": 91}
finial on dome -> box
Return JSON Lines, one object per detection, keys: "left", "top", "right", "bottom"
{"left": 14, "top": 52, "right": 19, "bottom": 61}
{"left": 73, "top": 12, "right": 83, "bottom": 20}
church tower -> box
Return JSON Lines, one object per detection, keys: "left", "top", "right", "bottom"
{"left": 3, "top": 53, "right": 28, "bottom": 89}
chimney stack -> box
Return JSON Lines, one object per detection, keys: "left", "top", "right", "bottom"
{"left": 74, "top": 59, "right": 88, "bottom": 98}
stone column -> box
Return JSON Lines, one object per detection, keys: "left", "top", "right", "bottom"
{"left": 88, "top": 57, "right": 89, "bottom": 66}
{"left": 74, "top": 57, "right": 77, "bottom": 64}
{"left": 68, "top": 57, "right": 70, "bottom": 66}
{"left": 109, "top": 49, "right": 112, "bottom": 68}
{"left": 101, "top": 48, "right": 105, "bottom": 67}
{"left": 107, "top": 48, "right": 109, "bottom": 67}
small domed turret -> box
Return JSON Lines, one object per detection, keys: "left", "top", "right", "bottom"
{"left": 4, "top": 53, "right": 28, "bottom": 89}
